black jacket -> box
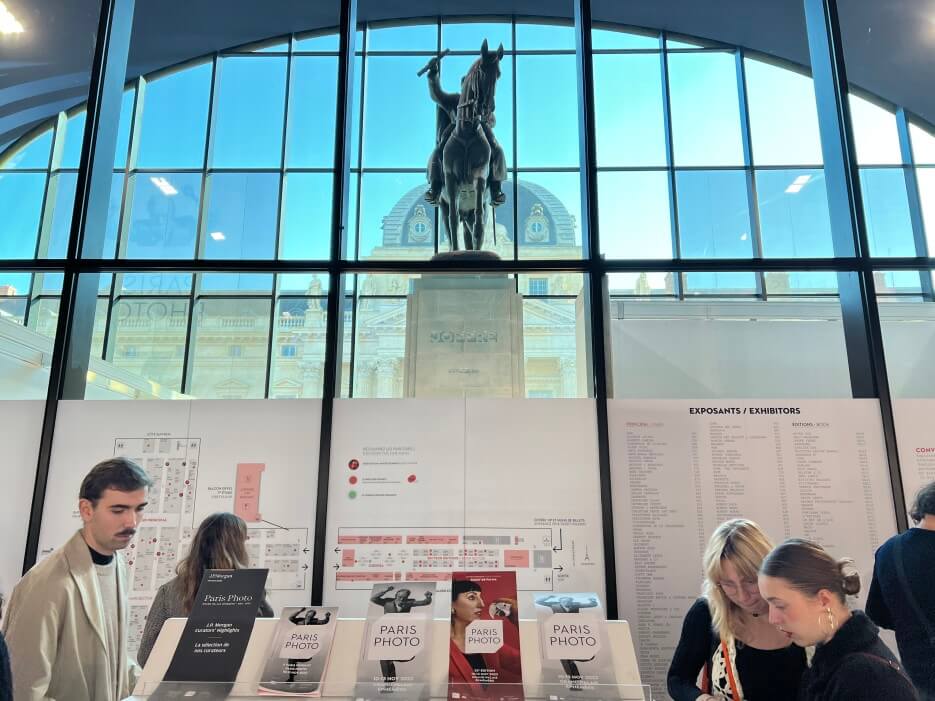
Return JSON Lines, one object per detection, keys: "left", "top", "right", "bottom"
{"left": 0, "top": 632, "right": 11, "bottom": 701}
{"left": 799, "top": 611, "right": 918, "bottom": 701}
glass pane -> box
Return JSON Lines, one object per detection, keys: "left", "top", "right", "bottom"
{"left": 848, "top": 94, "right": 901, "bottom": 165}
{"left": 668, "top": 52, "right": 744, "bottom": 166}
{"left": 188, "top": 297, "right": 272, "bottom": 399}
{"left": 443, "top": 53, "right": 514, "bottom": 167}
{"left": 918, "top": 168, "right": 935, "bottom": 253}
{"left": 41, "top": 172, "right": 78, "bottom": 258}
{"left": 442, "top": 20, "right": 512, "bottom": 51}
{"left": 676, "top": 170, "right": 753, "bottom": 258}
{"left": 198, "top": 273, "right": 273, "bottom": 295}
{"left": 118, "top": 273, "right": 193, "bottom": 295}
{"left": 211, "top": 57, "right": 287, "bottom": 168}
{"left": 517, "top": 172, "right": 582, "bottom": 259}
{"left": 0, "top": 173, "right": 45, "bottom": 258}
{"left": 280, "top": 172, "right": 333, "bottom": 260}
{"left": 278, "top": 273, "right": 329, "bottom": 295}
{"left": 137, "top": 63, "right": 212, "bottom": 169}
{"left": 352, "top": 295, "right": 406, "bottom": 398}
{"left": 756, "top": 169, "right": 834, "bottom": 257}
{"left": 270, "top": 296, "right": 328, "bottom": 398}
{"left": 59, "top": 111, "right": 87, "bottom": 169}
{"left": 367, "top": 21, "right": 437, "bottom": 52}
{"left": 287, "top": 56, "right": 338, "bottom": 168}
{"left": 684, "top": 272, "right": 758, "bottom": 295}
{"left": 0, "top": 129, "right": 52, "bottom": 170}
{"left": 202, "top": 173, "right": 279, "bottom": 260}
{"left": 27, "top": 297, "right": 61, "bottom": 339}
{"left": 350, "top": 55, "right": 363, "bottom": 166}
{"left": 594, "top": 53, "right": 666, "bottom": 167}
{"left": 765, "top": 271, "right": 839, "bottom": 295}
{"left": 357, "top": 172, "right": 433, "bottom": 260}
{"left": 744, "top": 57, "right": 822, "bottom": 166}
{"left": 108, "top": 296, "right": 190, "bottom": 392}
{"left": 876, "top": 275, "right": 935, "bottom": 397}
{"left": 515, "top": 20, "right": 575, "bottom": 50}
{"left": 598, "top": 171, "right": 672, "bottom": 259}
{"left": 910, "top": 122, "right": 935, "bottom": 165}
{"left": 517, "top": 54, "right": 579, "bottom": 167}
{"left": 591, "top": 26, "right": 660, "bottom": 50}
{"left": 0, "top": 273, "right": 29, "bottom": 326}
{"left": 607, "top": 286, "right": 851, "bottom": 397}
{"left": 294, "top": 31, "right": 340, "bottom": 52}
{"left": 859, "top": 168, "right": 916, "bottom": 257}
{"left": 362, "top": 56, "right": 436, "bottom": 168}
{"left": 123, "top": 173, "right": 202, "bottom": 259}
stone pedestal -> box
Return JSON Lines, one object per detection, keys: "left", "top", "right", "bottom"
{"left": 404, "top": 274, "right": 525, "bottom": 397}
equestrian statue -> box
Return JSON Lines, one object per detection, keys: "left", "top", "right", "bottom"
{"left": 419, "top": 40, "right": 507, "bottom": 253}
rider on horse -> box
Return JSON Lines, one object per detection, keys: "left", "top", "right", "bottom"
{"left": 423, "top": 42, "right": 507, "bottom": 208}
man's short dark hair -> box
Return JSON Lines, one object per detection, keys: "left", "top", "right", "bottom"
{"left": 910, "top": 480, "right": 935, "bottom": 523}
{"left": 79, "top": 457, "right": 152, "bottom": 505}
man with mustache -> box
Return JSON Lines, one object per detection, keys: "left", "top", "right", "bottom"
{"left": 3, "top": 457, "right": 152, "bottom": 701}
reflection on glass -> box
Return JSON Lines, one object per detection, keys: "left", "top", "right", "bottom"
{"left": 744, "top": 58, "right": 822, "bottom": 166}
{"left": 280, "top": 173, "right": 334, "bottom": 260}
{"left": 41, "top": 172, "right": 77, "bottom": 258}
{"left": 594, "top": 54, "right": 665, "bottom": 167}
{"left": 517, "top": 55, "right": 579, "bottom": 167}
{"left": 362, "top": 56, "right": 436, "bottom": 168}
{"left": 598, "top": 171, "right": 671, "bottom": 259}
{"left": 876, "top": 276, "right": 935, "bottom": 397}
{"left": 123, "top": 173, "right": 202, "bottom": 259}
{"left": 676, "top": 170, "right": 752, "bottom": 258}
{"left": 114, "top": 89, "right": 135, "bottom": 169}
{"left": 522, "top": 296, "right": 585, "bottom": 398}
{"left": 294, "top": 31, "right": 340, "bottom": 52}
{"left": 848, "top": 94, "right": 901, "bottom": 165}
{"left": 59, "top": 111, "right": 86, "bottom": 169}
{"left": 859, "top": 168, "right": 915, "bottom": 257}
{"left": 118, "top": 273, "right": 193, "bottom": 295}
{"left": 188, "top": 297, "right": 272, "bottom": 399}
{"left": 202, "top": 173, "right": 280, "bottom": 260}
{"left": 668, "top": 52, "right": 744, "bottom": 166}
{"left": 211, "top": 57, "right": 287, "bottom": 168}
{"left": 756, "top": 169, "right": 835, "bottom": 257}
{"left": 764, "top": 271, "right": 838, "bottom": 295}
{"left": 137, "top": 64, "right": 212, "bottom": 169}
{"left": 199, "top": 273, "right": 273, "bottom": 294}
{"left": 0, "top": 173, "right": 45, "bottom": 258}
{"left": 108, "top": 296, "right": 189, "bottom": 392}
{"left": 352, "top": 295, "right": 406, "bottom": 398}
{"left": 607, "top": 272, "right": 674, "bottom": 296}
{"left": 287, "top": 56, "right": 338, "bottom": 168}
{"left": 684, "top": 272, "right": 757, "bottom": 295}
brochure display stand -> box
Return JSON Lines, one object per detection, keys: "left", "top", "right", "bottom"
{"left": 132, "top": 619, "right": 650, "bottom": 700}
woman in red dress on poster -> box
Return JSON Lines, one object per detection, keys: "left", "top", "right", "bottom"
{"left": 449, "top": 576, "right": 523, "bottom": 701}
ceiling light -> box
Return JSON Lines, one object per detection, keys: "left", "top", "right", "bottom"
{"left": 210, "top": 231, "right": 226, "bottom": 241}
{"left": 149, "top": 176, "right": 178, "bottom": 196}
{"left": 785, "top": 174, "right": 812, "bottom": 194}
{"left": 0, "top": 3, "right": 24, "bottom": 34}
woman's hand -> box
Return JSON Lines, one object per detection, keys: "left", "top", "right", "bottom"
{"left": 493, "top": 597, "right": 518, "bottom": 624}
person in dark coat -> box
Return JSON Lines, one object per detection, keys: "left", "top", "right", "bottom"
{"left": 867, "top": 481, "right": 935, "bottom": 700}
{"left": 760, "top": 538, "right": 919, "bottom": 701}
{"left": 0, "top": 593, "right": 12, "bottom": 701}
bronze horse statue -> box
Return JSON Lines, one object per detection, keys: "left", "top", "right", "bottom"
{"left": 421, "top": 40, "right": 507, "bottom": 253}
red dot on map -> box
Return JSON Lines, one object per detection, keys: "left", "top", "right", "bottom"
{"left": 407, "top": 474, "right": 417, "bottom": 483}
{"left": 157, "top": 552, "right": 161, "bottom": 556}
{"left": 349, "top": 476, "right": 358, "bottom": 485}
{"left": 179, "top": 492, "right": 183, "bottom": 497}
{"left": 185, "top": 480, "right": 190, "bottom": 485}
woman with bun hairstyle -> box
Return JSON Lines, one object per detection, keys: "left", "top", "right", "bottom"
{"left": 759, "top": 539, "right": 918, "bottom": 701}
{"left": 668, "top": 519, "right": 806, "bottom": 701}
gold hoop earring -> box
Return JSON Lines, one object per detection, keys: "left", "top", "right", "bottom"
{"left": 824, "top": 607, "right": 836, "bottom": 634}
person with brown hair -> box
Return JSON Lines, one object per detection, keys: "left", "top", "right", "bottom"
{"left": 759, "top": 538, "right": 918, "bottom": 701}
{"left": 3, "top": 457, "right": 151, "bottom": 701}
{"left": 867, "top": 481, "right": 935, "bottom": 700}
{"left": 668, "top": 519, "right": 806, "bottom": 701}
{"left": 136, "top": 512, "right": 273, "bottom": 666}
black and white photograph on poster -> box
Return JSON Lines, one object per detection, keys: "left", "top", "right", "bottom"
{"left": 258, "top": 606, "right": 338, "bottom": 696}
{"left": 534, "top": 593, "right": 615, "bottom": 697}
{"left": 357, "top": 582, "right": 436, "bottom": 700}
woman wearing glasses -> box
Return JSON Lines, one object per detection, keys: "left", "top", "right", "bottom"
{"left": 668, "top": 519, "right": 806, "bottom": 700}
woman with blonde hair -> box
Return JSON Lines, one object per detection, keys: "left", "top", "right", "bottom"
{"left": 136, "top": 512, "right": 273, "bottom": 666}
{"left": 759, "top": 539, "right": 918, "bottom": 701}
{"left": 668, "top": 519, "right": 806, "bottom": 700}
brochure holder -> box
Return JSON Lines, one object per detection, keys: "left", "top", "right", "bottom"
{"left": 132, "top": 619, "right": 648, "bottom": 700}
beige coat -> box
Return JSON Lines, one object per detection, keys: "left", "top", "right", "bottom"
{"left": 2, "top": 530, "right": 140, "bottom": 701}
